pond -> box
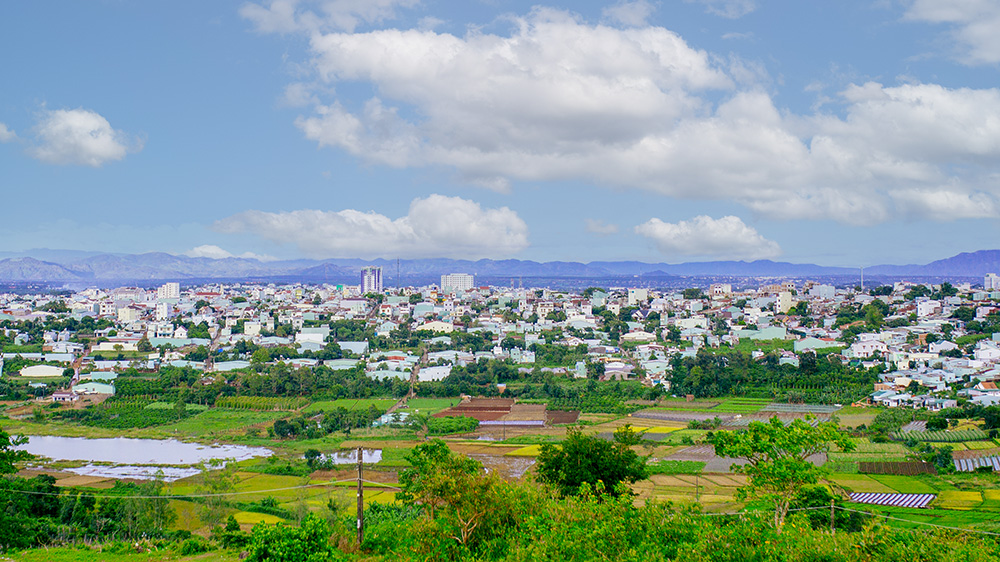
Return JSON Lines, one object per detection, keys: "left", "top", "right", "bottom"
{"left": 16, "top": 435, "right": 273, "bottom": 481}
{"left": 322, "top": 448, "right": 382, "bottom": 464}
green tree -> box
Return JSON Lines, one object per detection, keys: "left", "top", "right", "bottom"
{"left": 0, "top": 425, "right": 30, "bottom": 474}
{"left": 535, "top": 425, "right": 649, "bottom": 497}
{"left": 137, "top": 335, "right": 153, "bottom": 352}
{"left": 246, "top": 514, "right": 333, "bottom": 562}
{"left": 709, "top": 416, "right": 853, "bottom": 533}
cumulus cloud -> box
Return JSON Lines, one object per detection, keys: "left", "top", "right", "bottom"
{"left": 585, "top": 218, "right": 619, "bottom": 235}
{"left": 685, "top": 0, "right": 757, "bottom": 19}
{"left": 241, "top": 0, "right": 418, "bottom": 33}
{"left": 634, "top": 215, "right": 781, "bottom": 260}
{"left": 904, "top": 0, "right": 1000, "bottom": 65}
{"left": 185, "top": 245, "right": 275, "bottom": 261}
{"left": 602, "top": 0, "right": 656, "bottom": 27}
{"left": 29, "top": 108, "right": 140, "bottom": 167}
{"left": 889, "top": 189, "right": 999, "bottom": 221}
{"left": 214, "top": 194, "right": 529, "bottom": 259}
{"left": 0, "top": 123, "right": 15, "bottom": 142}
{"left": 247, "top": 4, "right": 1000, "bottom": 224}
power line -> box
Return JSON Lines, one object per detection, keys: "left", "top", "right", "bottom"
{"left": 1, "top": 477, "right": 369, "bottom": 500}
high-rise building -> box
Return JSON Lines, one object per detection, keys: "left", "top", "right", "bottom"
{"left": 157, "top": 282, "right": 180, "bottom": 300}
{"left": 440, "top": 273, "right": 474, "bottom": 292}
{"left": 986, "top": 273, "right": 1000, "bottom": 290}
{"left": 361, "top": 266, "right": 383, "bottom": 294}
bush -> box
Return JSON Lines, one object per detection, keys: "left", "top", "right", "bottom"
{"left": 179, "top": 537, "right": 209, "bottom": 555}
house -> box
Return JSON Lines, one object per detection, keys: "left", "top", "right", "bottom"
{"left": 51, "top": 391, "right": 78, "bottom": 403}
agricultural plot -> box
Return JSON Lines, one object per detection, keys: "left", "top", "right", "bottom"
{"left": 935, "top": 490, "right": 984, "bottom": 509}
{"left": 954, "top": 456, "right": 1000, "bottom": 472}
{"left": 398, "top": 397, "right": 461, "bottom": 414}
{"left": 963, "top": 440, "right": 1000, "bottom": 450}
{"left": 849, "top": 493, "right": 936, "bottom": 508}
{"left": 892, "top": 428, "right": 989, "bottom": 442}
{"left": 761, "top": 403, "right": 840, "bottom": 414}
{"left": 216, "top": 396, "right": 308, "bottom": 411}
{"left": 846, "top": 438, "right": 908, "bottom": 455}
{"left": 828, "top": 474, "right": 896, "bottom": 494}
{"left": 868, "top": 475, "right": 938, "bottom": 494}
{"left": 159, "top": 408, "right": 288, "bottom": 435}
{"left": 304, "top": 398, "right": 396, "bottom": 414}
{"left": 858, "top": 461, "right": 936, "bottom": 476}
{"left": 710, "top": 398, "right": 771, "bottom": 414}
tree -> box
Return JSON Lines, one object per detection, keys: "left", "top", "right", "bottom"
{"left": 709, "top": 416, "right": 853, "bottom": 533}
{"left": 0, "top": 425, "right": 30, "bottom": 474}
{"left": 397, "top": 440, "right": 502, "bottom": 546}
{"left": 535, "top": 425, "right": 649, "bottom": 497}
{"left": 137, "top": 335, "right": 153, "bottom": 352}
{"left": 246, "top": 514, "right": 333, "bottom": 562}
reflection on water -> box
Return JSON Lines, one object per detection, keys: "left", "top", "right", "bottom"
{"left": 323, "top": 449, "right": 382, "bottom": 464}
{"left": 17, "top": 435, "right": 271, "bottom": 468}
{"left": 64, "top": 465, "right": 202, "bottom": 482}
{"left": 469, "top": 454, "right": 536, "bottom": 479}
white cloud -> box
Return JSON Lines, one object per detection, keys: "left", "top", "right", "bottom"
{"left": 904, "top": 0, "right": 1000, "bottom": 65}
{"left": 685, "top": 0, "right": 757, "bottom": 19}
{"left": 585, "top": 218, "right": 619, "bottom": 235}
{"left": 0, "top": 123, "right": 16, "bottom": 142}
{"left": 634, "top": 215, "right": 781, "bottom": 260}
{"left": 889, "top": 188, "right": 999, "bottom": 221}
{"left": 602, "top": 0, "right": 656, "bottom": 27}
{"left": 30, "top": 108, "right": 140, "bottom": 167}
{"left": 241, "top": 0, "right": 419, "bottom": 33}
{"left": 184, "top": 244, "right": 275, "bottom": 261}
{"left": 214, "top": 194, "right": 529, "bottom": 259}
{"left": 255, "top": 6, "right": 1000, "bottom": 224}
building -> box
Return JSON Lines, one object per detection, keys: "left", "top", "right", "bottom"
{"left": 157, "top": 282, "right": 180, "bottom": 300}
{"left": 775, "top": 291, "right": 793, "bottom": 314}
{"left": 987, "top": 273, "right": 1000, "bottom": 290}
{"left": 627, "top": 288, "right": 649, "bottom": 306}
{"left": 710, "top": 283, "right": 732, "bottom": 297}
{"left": 441, "top": 273, "right": 474, "bottom": 292}
{"left": 361, "top": 266, "right": 383, "bottom": 294}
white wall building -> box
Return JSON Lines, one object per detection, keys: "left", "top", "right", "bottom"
{"left": 986, "top": 273, "right": 1000, "bottom": 290}
{"left": 628, "top": 288, "right": 649, "bottom": 306}
{"left": 361, "top": 266, "right": 383, "bottom": 294}
{"left": 441, "top": 273, "right": 474, "bottom": 292}
{"left": 157, "top": 282, "right": 180, "bottom": 300}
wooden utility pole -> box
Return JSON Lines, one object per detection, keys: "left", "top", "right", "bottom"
{"left": 356, "top": 447, "right": 364, "bottom": 546}
{"left": 830, "top": 499, "right": 835, "bottom": 534}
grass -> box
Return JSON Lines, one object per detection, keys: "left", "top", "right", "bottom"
{"left": 647, "top": 460, "right": 706, "bottom": 474}
{"left": 854, "top": 504, "right": 1000, "bottom": 532}
{"left": 398, "top": 397, "right": 461, "bottom": 414}
{"left": 827, "top": 473, "right": 895, "bottom": 494}
{"left": 868, "top": 474, "right": 937, "bottom": 494}
{"left": 6, "top": 547, "right": 240, "bottom": 561}
{"left": 506, "top": 445, "right": 543, "bottom": 457}
{"left": 303, "top": 398, "right": 397, "bottom": 414}
{"left": 160, "top": 409, "right": 288, "bottom": 437}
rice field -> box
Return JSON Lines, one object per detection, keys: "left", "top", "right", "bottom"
{"left": 935, "top": 490, "right": 984, "bottom": 509}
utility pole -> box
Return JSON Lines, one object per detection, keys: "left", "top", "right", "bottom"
{"left": 830, "top": 499, "right": 835, "bottom": 534}
{"left": 356, "top": 447, "right": 364, "bottom": 546}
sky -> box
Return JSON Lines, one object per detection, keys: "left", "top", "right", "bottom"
{"left": 1, "top": 0, "right": 999, "bottom": 267}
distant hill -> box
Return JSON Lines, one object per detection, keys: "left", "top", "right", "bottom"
{"left": 0, "top": 249, "right": 992, "bottom": 284}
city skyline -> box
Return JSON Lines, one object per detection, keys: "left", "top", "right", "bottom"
{"left": 2, "top": 1, "right": 999, "bottom": 266}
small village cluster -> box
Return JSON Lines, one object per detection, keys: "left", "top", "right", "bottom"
{"left": 3, "top": 269, "right": 1000, "bottom": 410}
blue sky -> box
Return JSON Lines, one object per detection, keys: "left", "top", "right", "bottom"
{"left": 1, "top": 0, "right": 999, "bottom": 266}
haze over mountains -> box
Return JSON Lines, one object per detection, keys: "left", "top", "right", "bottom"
{"left": 0, "top": 249, "right": 997, "bottom": 286}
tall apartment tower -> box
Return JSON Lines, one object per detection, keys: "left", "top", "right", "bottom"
{"left": 986, "top": 273, "right": 1000, "bottom": 290}
{"left": 157, "top": 282, "right": 180, "bottom": 300}
{"left": 361, "top": 266, "right": 383, "bottom": 294}
{"left": 441, "top": 273, "right": 474, "bottom": 292}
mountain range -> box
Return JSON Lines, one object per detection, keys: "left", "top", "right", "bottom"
{"left": 0, "top": 249, "right": 998, "bottom": 286}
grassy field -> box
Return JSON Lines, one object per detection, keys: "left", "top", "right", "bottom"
{"left": 304, "top": 398, "right": 397, "bottom": 414}
{"left": 397, "top": 397, "right": 461, "bottom": 414}
{"left": 159, "top": 409, "right": 288, "bottom": 437}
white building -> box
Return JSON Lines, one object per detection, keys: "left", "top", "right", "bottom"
{"left": 628, "top": 288, "right": 649, "bottom": 306}
{"left": 710, "top": 284, "right": 732, "bottom": 297}
{"left": 808, "top": 284, "right": 835, "bottom": 299}
{"left": 441, "top": 273, "right": 474, "bottom": 292}
{"left": 775, "top": 291, "right": 794, "bottom": 314}
{"left": 361, "top": 266, "right": 383, "bottom": 294}
{"left": 987, "top": 273, "right": 1000, "bottom": 290}
{"left": 157, "top": 282, "right": 180, "bottom": 300}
